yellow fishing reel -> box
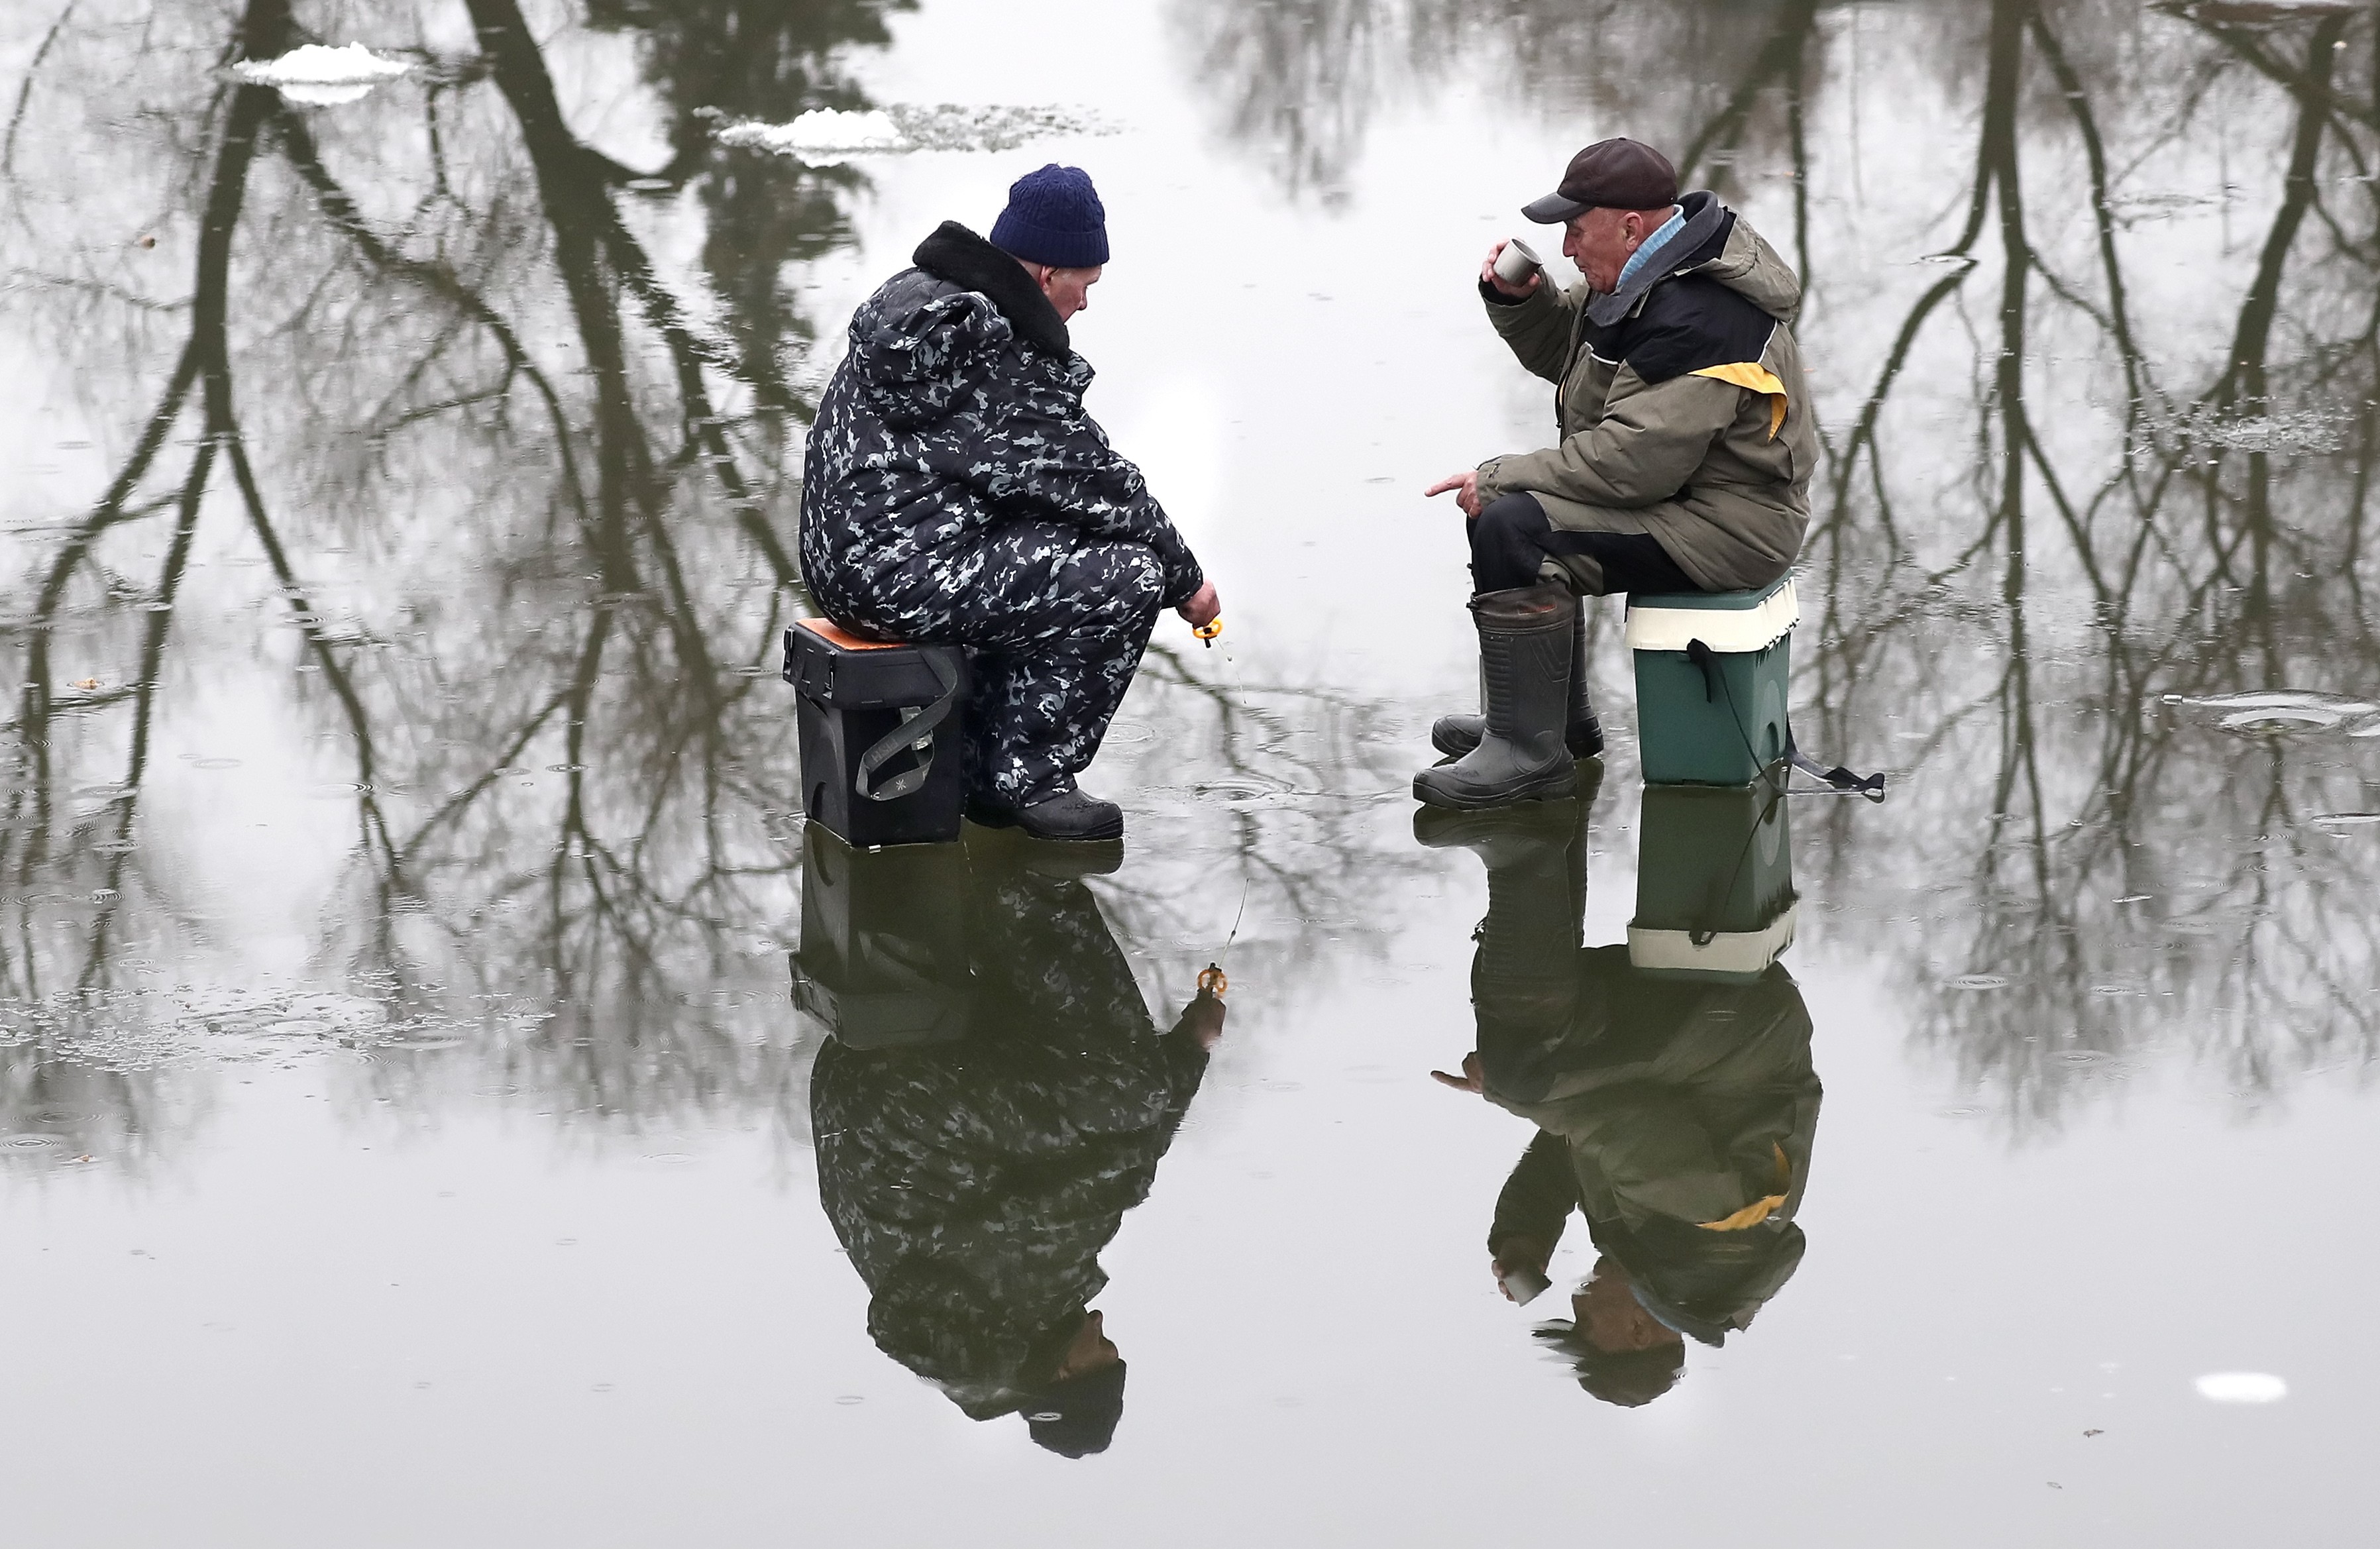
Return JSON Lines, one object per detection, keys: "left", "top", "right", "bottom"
{"left": 1193, "top": 617, "right": 1222, "bottom": 648}
{"left": 1197, "top": 963, "right": 1228, "bottom": 998}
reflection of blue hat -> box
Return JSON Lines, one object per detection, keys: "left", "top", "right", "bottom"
{"left": 991, "top": 164, "right": 1110, "bottom": 268}
{"left": 1024, "top": 1361, "right": 1128, "bottom": 1458}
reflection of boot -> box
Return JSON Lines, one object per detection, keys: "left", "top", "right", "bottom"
{"left": 1414, "top": 584, "right": 1581, "bottom": 810}
{"left": 1416, "top": 796, "right": 1590, "bottom": 1087}
{"left": 1430, "top": 608, "right": 1603, "bottom": 760}
{"left": 1413, "top": 782, "right": 1594, "bottom": 988}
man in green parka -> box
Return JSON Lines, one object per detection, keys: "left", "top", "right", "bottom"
{"left": 1417, "top": 138, "right": 1819, "bottom": 810}
{"left": 1423, "top": 798, "right": 1821, "bottom": 1407}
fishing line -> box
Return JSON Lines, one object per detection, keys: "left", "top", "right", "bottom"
{"left": 1190, "top": 616, "right": 1250, "bottom": 1000}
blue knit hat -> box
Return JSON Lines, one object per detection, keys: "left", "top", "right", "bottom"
{"left": 989, "top": 164, "right": 1109, "bottom": 269}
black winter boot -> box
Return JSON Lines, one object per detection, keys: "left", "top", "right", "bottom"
{"left": 1413, "top": 584, "right": 1582, "bottom": 810}
{"left": 964, "top": 785, "right": 1125, "bottom": 842}
{"left": 1431, "top": 606, "right": 1602, "bottom": 759}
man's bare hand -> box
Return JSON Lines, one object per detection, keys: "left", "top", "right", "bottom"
{"left": 1429, "top": 1051, "right": 1485, "bottom": 1094}
{"left": 1482, "top": 240, "right": 1542, "bottom": 301}
{"left": 1425, "top": 470, "right": 1484, "bottom": 519}
{"left": 1173, "top": 990, "right": 1226, "bottom": 1052}
{"left": 1176, "top": 580, "right": 1220, "bottom": 629}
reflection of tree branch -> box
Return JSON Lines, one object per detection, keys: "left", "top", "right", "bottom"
{"left": 2, "top": 0, "right": 80, "bottom": 177}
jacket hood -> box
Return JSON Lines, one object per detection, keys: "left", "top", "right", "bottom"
{"left": 915, "top": 219, "right": 1071, "bottom": 356}
{"left": 1587, "top": 191, "right": 1802, "bottom": 328}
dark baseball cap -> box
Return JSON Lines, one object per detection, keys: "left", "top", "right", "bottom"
{"left": 1522, "top": 138, "right": 1680, "bottom": 223}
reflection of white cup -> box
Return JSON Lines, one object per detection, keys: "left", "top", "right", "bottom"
{"left": 1493, "top": 238, "right": 1544, "bottom": 288}
{"left": 1499, "top": 1262, "right": 1552, "bottom": 1305}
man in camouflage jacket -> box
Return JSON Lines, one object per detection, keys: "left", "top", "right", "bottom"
{"left": 810, "top": 853, "right": 1221, "bottom": 1457}
{"left": 800, "top": 166, "right": 1219, "bottom": 842}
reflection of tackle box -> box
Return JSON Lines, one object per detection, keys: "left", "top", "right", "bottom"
{"left": 1628, "top": 783, "right": 1798, "bottom": 983}
{"left": 784, "top": 617, "right": 967, "bottom": 849}
{"left": 1626, "top": 576, "right": 1797, "bottom": 788}
{"left": 790, "top": 824, "right": 971, "bottom": 1049}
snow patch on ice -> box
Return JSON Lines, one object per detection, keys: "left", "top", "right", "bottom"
{"left": 233, "top": 44, "right": 413, "bottom": 106}
{"left": 2194, "top": 1371, "right": 2287, "bottom": 1403}
{"left": 716, "top": 103, "right": 1114, "bottom": 165}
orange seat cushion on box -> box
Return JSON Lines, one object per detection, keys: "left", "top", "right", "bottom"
{"left": 792, "top": 616, "right": 906, "bottom": 652}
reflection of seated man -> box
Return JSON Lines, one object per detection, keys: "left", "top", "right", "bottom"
{"left": 1426, "top": 807, "right": 1818, "bottom": 1407}
{"left": 1416, "top": 138, "right": 1817, "bottom": 810}
{"left": 799, "top": 163, "right": 1222, "bottom": 843}
{"left": 808, "top": 854, "right": 1222, "bottom": 1456}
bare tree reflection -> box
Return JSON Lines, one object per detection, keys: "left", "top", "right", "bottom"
{"left": 0, "top": 0, "right": 1426, "bottom": 1164}
{"left": 1176, "top": 0, "right": 2380, "bottom": 1128}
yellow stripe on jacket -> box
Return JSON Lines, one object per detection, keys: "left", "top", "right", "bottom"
{"left": 1698, "top": 1142, "right": 1793, "bottom": 1231}
{"left": 1690, "top": 362, "right": 1789, "bottom": 441}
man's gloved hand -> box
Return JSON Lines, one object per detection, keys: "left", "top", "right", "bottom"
{"left": 1176, "top": 580, "right": 1220, "bottom": 629}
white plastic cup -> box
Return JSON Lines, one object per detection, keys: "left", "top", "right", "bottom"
{"left": 1493, "top": 238, "right": 1544, "bottom": 288}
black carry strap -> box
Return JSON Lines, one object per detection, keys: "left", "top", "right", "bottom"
{"left": 1684, "top": 639, "right": 1887, "bottom": 803}
{"left": 1782, "top": 731, "right": 1886, "bottom": 802}
{"left": 853, "top": 651, "right": 962, "bottom": 802}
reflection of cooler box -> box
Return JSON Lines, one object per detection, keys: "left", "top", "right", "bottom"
{"left": 790, "top": 824, "right": 972, "bottom": 1049}
{"left": 1625, "top": 576, "right": 1797, "bottom": 788}
{"left": 784, "top": 617, "right": 967, "bottom": 849}
{"left": 1628, "top": 784, "right": 1798, "bottom": 983}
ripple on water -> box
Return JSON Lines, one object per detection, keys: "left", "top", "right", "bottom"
{"left": 2165, "top": 690, "right": 2377, "bottom": 735}
{"left": 1945, "top": 974, "right": 2012, "bottom": 990}
{"left": 1191, "top": 775, "right": 1296, "bottom": 808}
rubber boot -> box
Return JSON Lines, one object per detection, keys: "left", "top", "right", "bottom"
{"left": 1431, "top": 608, "right": 1603, "bottom": 759}
{"left": 1413, "top": 584, "right": 1581, "bottom": 810}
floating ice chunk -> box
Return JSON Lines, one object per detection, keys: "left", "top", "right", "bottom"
{"left": 2194, "top": 1371, "right": 2287, "bottom": 1403}
{"left": 716, "top": 103, "right": 1114, "bottom": 164}
{"left": 719, "top": 109, "right": 905, "bottom": 164}
{"left": 886, "top": 104, "right": 1112, "bottom": 153}
{"left": 233, "top": 43, "right": 413, "bottom": 106}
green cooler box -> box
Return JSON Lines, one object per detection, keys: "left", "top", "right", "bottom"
{"left": 1627, "top": 783, "right": 1798, "bottom": 983}
{"left": 1625, "top": 574, "right": 1798, "bottom": 787}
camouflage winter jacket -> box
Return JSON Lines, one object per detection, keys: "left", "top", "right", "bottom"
{"left": 798, "top": 222, "right": 1203, "bottom": 627}
{"left": 1475, "top": 192, "right": 1819, "bottom": 592}
{"left": 809, "top": 866, "right": 1207, "bottom": 1418}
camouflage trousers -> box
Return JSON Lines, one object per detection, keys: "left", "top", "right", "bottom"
{"left": 815, "top": 519, "right": 1163, "bottom": 807}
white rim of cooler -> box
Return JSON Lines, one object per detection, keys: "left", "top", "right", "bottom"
{"left": 1625, "top": 902, "right": 1799, "bottom": 977}
{"left": 1624, "top": 577, "right": 1800, "bottom": 655}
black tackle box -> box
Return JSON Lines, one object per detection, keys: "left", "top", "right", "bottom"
{"left": 784, "top": 617, "right": 969, "bottom": 847}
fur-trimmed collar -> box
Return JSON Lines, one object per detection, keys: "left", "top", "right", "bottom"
{"left": 913, "top": 221, "right": 1071, "bottom": 357}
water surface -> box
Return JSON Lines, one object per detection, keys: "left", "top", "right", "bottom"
{"left": 3, "top": 1, "right": 2376, "bottom": 1543}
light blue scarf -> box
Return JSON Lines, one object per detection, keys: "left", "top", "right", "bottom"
{"left": 1615, "top": 205, "right": 1687, "bottom": 292}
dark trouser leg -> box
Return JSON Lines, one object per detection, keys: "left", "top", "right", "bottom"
{"left": 1466, "top": 492, "right": 1696, "bottom": 597}
{"left": 961, "top": 540, "right": 1163, "bottom": 808}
